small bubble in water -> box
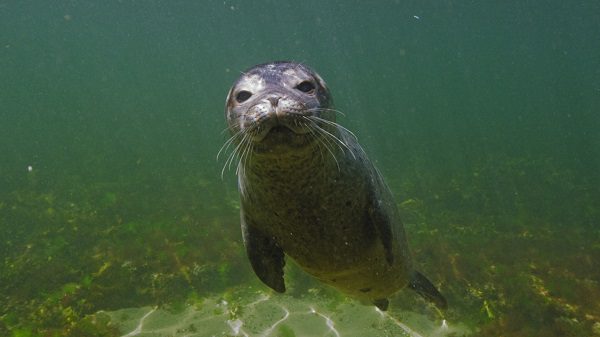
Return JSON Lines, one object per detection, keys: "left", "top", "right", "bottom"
{"left": 27, "top": 165, "right": 33, "bottom": 172}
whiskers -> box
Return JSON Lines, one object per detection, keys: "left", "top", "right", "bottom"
{"left": 217, "top": 111, "right": 359, "bottom": 179}
{"left": 217, "top": 125, "right": 256, "bottom": 180}
{"left": 297, "top": 112, "right": 360, "bottom": 170}
{"left": 306, "top": 107, "right": 346, "bottom": 117}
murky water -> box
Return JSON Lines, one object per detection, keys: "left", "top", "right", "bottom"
{"left": 1, "top": 1, "right": 599, "bottom": 336}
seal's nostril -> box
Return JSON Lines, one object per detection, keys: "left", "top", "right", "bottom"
{"left": 267, "top": 96, "right": 281, "bottom": 107}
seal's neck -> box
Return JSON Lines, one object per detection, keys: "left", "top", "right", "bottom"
{"left": 238, "top": 138, "right": 345, "bottom": 198}
{"left": 252, "top": 143, "right": 338, "bottom": 176}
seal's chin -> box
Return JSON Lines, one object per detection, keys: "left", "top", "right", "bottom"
{"left": 261, "top": 125, "right": 300, "bottom": 142}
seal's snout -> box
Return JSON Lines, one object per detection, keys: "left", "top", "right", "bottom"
{"left": 239, "top": 93, "right": 310, "bottom": 143}
{"left": 264, "top": 94, "right": 287, "bottom": 121}
{"left": 266, "top": 96, "right": 281, "bottom": 107}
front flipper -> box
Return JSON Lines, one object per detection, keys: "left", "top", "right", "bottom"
{"left": 241, "top": 214, "right": 286, "bottom": 293}
{"left": 409, "top": 271, "right": 447, "bottom": 311}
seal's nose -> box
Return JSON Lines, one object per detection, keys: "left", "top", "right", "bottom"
{"left": 267, "top": 96, "right": 281, "bottom": 107}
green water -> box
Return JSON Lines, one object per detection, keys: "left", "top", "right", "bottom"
{"left": 1, "top": 1, "right": 599, "bottom": 336}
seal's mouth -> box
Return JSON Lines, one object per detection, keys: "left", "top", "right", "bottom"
{"left": 267, "top": 125, "right": 295, "bottom": 135}
{"left": 252, "top": 121, "right": 313, "bottom": 149}
{"left": 253, "top": 116, "right": 310, "bottom": 142}
{"left": 260, "top": 124, "right": 298, "bottom": 143}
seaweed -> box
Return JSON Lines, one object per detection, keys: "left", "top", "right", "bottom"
{"left": 0, "top": 154, "right": 598, "bottom": 336}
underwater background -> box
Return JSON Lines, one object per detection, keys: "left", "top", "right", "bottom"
{"left": 1, "top": 1, "right": 599, "bottom": 336}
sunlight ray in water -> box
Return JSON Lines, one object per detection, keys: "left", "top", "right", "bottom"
{"left": 310, "top": 307, "right": 341, "bottom": 337}
{"left": 375, "top": 307, "right": 424, "bottom": 337}
{"left": 120, "top": 306, "right": 157, "bottom": 337}
{"left": 104, "top": 291, "right": 470, "bottom": 337}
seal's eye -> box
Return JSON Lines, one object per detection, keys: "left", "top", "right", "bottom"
{"left": 296, "top": 81, "right": 316, "bottom": 94}
{"left": 235, "top": 90, "right": 252, "bottom": 103}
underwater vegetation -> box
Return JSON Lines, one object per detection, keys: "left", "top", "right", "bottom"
{"left": 0, "top": 154, "right": 598, "bottom": 336}
{"left": 0, "top": 172, "right": 251, "bottom": 337}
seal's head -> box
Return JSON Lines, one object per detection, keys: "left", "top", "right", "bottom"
{"left": 225, "top": 61, "right": 333, "bottom": 149}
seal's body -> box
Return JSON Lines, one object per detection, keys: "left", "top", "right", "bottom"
{"left": 223, "top": 61, "right": 446, "bottom": 311}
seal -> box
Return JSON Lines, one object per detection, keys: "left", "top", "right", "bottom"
{"left": 222, "top": 61, "right": 446, "bottom": 311}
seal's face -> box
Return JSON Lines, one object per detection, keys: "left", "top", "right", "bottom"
{"left": 225, "top": 62, "right": 333, "bottom": 147}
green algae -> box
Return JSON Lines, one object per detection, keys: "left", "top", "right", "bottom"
{"left": 1, "top": 154, "right": 597, "bottom": 336}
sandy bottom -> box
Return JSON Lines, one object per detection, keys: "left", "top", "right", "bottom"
{"left": 102, "top": 291, "right": 471, "bottom": 337}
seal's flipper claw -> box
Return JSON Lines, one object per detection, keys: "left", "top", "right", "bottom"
{"left": 373, "top": 298, "right": 389, "bottom": 311}
{"left": 242, "top": 213, "right": 286, "bottom": 293}
{"left": 408, "top": 271, "right": 447, "bottom": 311}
